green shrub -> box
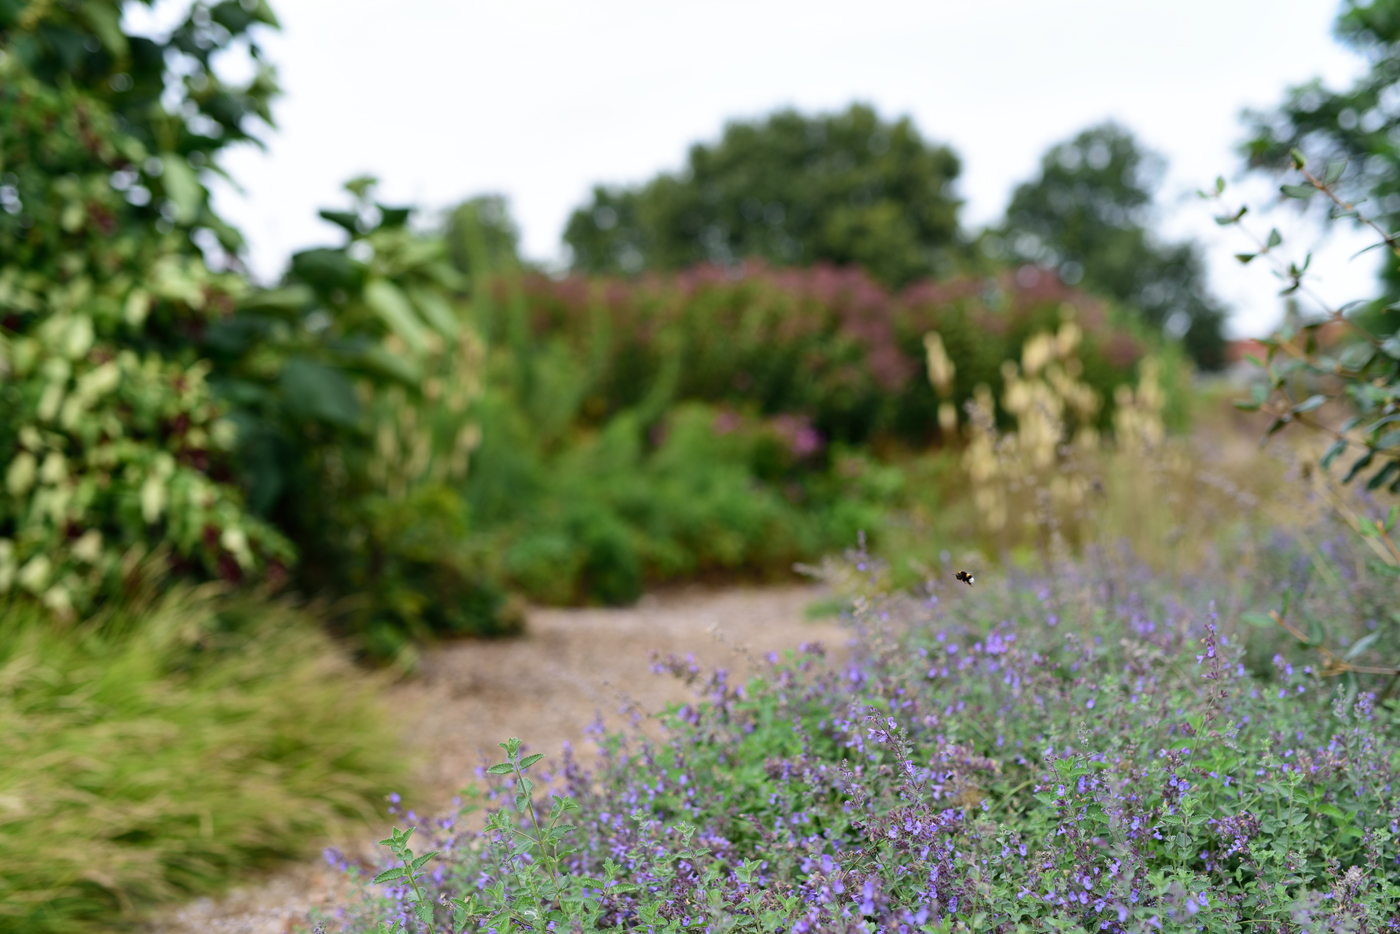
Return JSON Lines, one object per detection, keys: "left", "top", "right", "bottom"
{"left": 0, "top": 578, "right": 408, "bottom": 934}
{"left": 0, "top": 25, "right": 291, "bottom": 617}
{"left": 211, "top": 180, "right": 511, "bottom": 657}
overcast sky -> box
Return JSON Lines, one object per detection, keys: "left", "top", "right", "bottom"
{"left": 135, "top": 0, "right": 1375, "bottom": 338}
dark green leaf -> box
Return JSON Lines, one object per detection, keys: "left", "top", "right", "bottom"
{"left": 1320, "top": 439, "right": 1348, "bottom": 469}
{"left": 279, "top": 357, "right": 359, "bottom": 427}
{"left": 318, "top": 209, "right": 360, "bottom": 234}
{"left": 291, "top": 247, "right": 362, "bottom": 292}
{"left": 377, "top": 204, "right": 414, "bottom": 228}
{"left": 1343, "top": 450, "right": 1376, "bottom": 483}
{"left": 1236, "top": 253, "right": 1258, "bottom": 264}
{"left": 410, "top": 851, "right": 438, "bottom": 871}
{"left": 1290, "top": 148, "right": 1307, "bottom": 169}
{"left": 1367, "top": 460, "right": 1399, "bottom": 490}
{"left": 518, "top": 753, "right": 545, "bottom": 769}
{"left": 372, "top": 867, "right": 406, "bottom": 884}
{"left": 1267, "top": 227, "right": 1283, "bottom": 248}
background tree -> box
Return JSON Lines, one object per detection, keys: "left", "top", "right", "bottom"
{"left": 1242, "top": 0, "right": 1400, "bottom": 335}
{"left": 994, "top": 123, "right": 1228, "bottom": 370}
{"left": 564, "top": 103, "right": 963, "bottom": 288}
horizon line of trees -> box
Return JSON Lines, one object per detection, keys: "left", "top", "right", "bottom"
{"left": 537, "top": 106, "right": 1232, "bottom": 369}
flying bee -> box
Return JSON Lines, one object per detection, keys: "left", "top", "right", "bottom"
{"left": 954, "top": 570, "right": 974, "bottom": 586}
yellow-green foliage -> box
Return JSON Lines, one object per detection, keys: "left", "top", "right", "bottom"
{"left": 0, "top": 581, "right": 408, "bottom": 934}
{"left": 0, "top": 32, "right": 292, "bottom": 619}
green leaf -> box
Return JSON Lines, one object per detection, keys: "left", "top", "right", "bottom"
{"left": 279, "top": 357, "right": 359, "bottom": 426}
{"left": 1367, "top": 460, "right": 1399, "bottom": 491}
{"left": 1235, "top": 253, "right": 1258, "bottom": 265}
{"left": 160, "top": 154, "right": 203, "bottom": 224}
{"left": 1323, "top": 161, "right": 1347, "bottom": 186}
{"left": 1387, "top": 504, "right": 1399, "bottom": 531}
{"left": 1280, "top": 183, "right": 1316, "bottom": 200}
{"left": 1233, "top": 399, "right": 1262, "bottom": 412}
{"left": 1267, "top": 228, "right": 1283, "bottom": 248}
{"left": 1320, "top": 439, "right": 1348, "bottom": 470}
{"left": 1343, "top": 450, "right": 1376, "bottom": 483}
{"left": 415, "top": 903, "right": 434, "bottom": 926}
{"left": 1364, "top": 414, "right": 1400, "bottom": 435}
{"left": 518, "top": 753, "right": 545, "bottom": 770}
{"left": 1307, "top": 617, "right": 1325, "bottom": 646}
{"left": 1215, "top": 176, "right": 1226, "bottom": 194}
{"left": 1240, "top": 612, "right": 1275, "bottom": 628}
{"left": 407, "top": 286, "right": 460, "bottom": 337}
{"left": 1340, "top": 344, "right": 1377, "bottom": 370}
{"left": 364, "top": 278, "right": 429, "bottom": 354}
{"left": 319, "top": 209, "right": 360, "bottom": 234}
{"left": 1382, "top": 335, "right": 1400, "bottom": 361}
{"left": 410, "top": 850, "right": 438, "bottom": 870}
{"left": 1293, "top": 394, "right": 1327, "bottom": 414}
{"left": 486, "top": 763, "right": 514, "bottom": 775}
{"left": 373, "top": 867, "right": 407, "bottom": 884}
{"left": 1344, "top": 632, "right": 1381, "bottom": 661}
{"left": 1290, "top": 148, "right": 1307, "bottom": 169}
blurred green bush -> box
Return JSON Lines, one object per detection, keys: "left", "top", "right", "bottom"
{"left": 449, "top": 253, "right": 1185, "bottom": 607}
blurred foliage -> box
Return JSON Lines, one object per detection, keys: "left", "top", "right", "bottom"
{"left": 453, "top": 247, "right": 1188, "bottom": 605}
{"left": 513, "top": 261, "right": 1167, "bottom": 448}
{"left": 563, "top": 104, "right": 962, "bottom": 288}
{"left": 991, "top": 123, "right": 1228, "bottom": 370}
{"left": 1242, "top": 0, "right": 1400, "bottom": 335}
{"left": 1213, "top": 159, "right": 1400, "bottom": 544}
{"left": 211, "top": 180, "right": 517, "bottom": 659}
{"left": 0, "top": 3, "right": 292, "bottom": 617}
{"left": 0, "top": 573, "right": 406, "bottom": 934}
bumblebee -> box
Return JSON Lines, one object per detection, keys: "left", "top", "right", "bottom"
{"left": 954, "top": 570, "right": 974, "bottom": 586}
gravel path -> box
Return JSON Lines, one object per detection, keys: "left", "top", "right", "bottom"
{"left": 142, "top": 584, "right": 847, "bottom": 934}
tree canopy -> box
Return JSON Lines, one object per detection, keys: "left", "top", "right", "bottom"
{"left": 563, "top": 104, "right": 963, "bottom": 288}
{"left": 993, "top": 123, "right": 1228, "bottom": 369}
{"left": 1242, "top": 0, "right": 1400, "bottom": 333}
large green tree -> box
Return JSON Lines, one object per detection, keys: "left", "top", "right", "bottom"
{"left": 564, "top": 104, "right": 963, "bottom": 288}
{"left": 995, "top": 123, "right": 1228, "bottom": 370}
{"left": 1242, "top": 0, "right": 1400, "bottom": 334}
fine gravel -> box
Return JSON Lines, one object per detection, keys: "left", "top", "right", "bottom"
{"left": 142, "top": 583, "right": 848, "bottom": 934}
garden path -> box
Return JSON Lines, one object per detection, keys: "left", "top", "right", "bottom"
{"left": 143, "top": 583, "right": 846, "bottom": 934}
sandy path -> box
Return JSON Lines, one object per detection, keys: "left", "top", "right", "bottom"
{"left": 143, "top": 584, "right": 847, "bottom": 934}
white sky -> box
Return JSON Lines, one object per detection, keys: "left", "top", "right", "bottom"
{"left": 136, "top": 0, "right": 1378, "bottom": 338}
